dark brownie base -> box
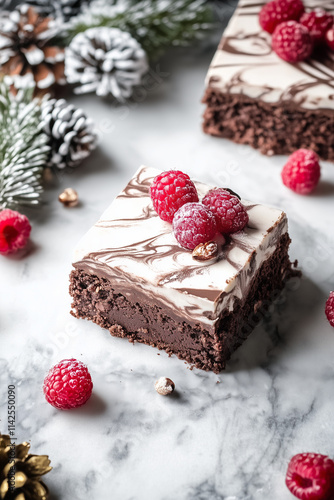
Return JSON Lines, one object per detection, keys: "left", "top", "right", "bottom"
{"left": 202, "top": 88, "right": 334, "bottom": 162}
{"left": 69, "top": 234, "right": 299, "bottom": 373}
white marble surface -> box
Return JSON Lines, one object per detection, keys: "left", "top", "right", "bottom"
{"left": 1, "top": 35, "right": 334, "bottom": 500}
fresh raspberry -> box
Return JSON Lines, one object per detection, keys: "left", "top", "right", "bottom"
{"left": 325, "top": 292, "right": 334, "bottom": 327}
{"left": 259, "top": 0, "right": 305, "bottom": 34}
{"left": 43, "top": 359, "right": 93, "bottom": 410}
{"left": 281, "top": 149, "right": 321, "bottom": 194}
{"left": 325, "top": 28, "right": 334, "bottom": 51}
{"left": 0, "top": 209, "right": 31, "bottom": 255}
{"left": 150, "top": 170, "right": 199, "bottom": 223}
{"left": 172, "top": 202, "right": 217, "bottom": 250}
{"left": 272, "top": 21, "right": 313, "bottom": 63}
{"left": 300, "top": 10, "right": 334, "bottom": 43}
{"left": 286, "top": 453, "right": 334, "bottom": 500}
{"left": 202, "top": 188, "right": 249, "bottom": 235}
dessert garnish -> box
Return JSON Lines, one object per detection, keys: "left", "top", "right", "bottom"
{"left": 272, "top": 20, "right": 313, "bottom": 63}
{"left": 202, "top": 188, "right": 249, "bottom": 234}
{"left": 172, "top": 202, "right": 217, "bottom": 250}
{"left": 259, "top": 0, "right": 334, "bottom": 62}
{"left": 259, "top": 0, "right": 305, "bottom": 34}
{"left": 150, "top": 170, "right": 249, "bottom": 251}
{"left": 192, "top": 241, "right": 218, "bottom": 261}
{"left": 149, "top": 170, "right": 198, "bottom": 223}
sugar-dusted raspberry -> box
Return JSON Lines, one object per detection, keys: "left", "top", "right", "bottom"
{"left": 325, "top": 292, "right": 334, "bottom": 328}
{"left": 259, "top": 0, "right": 305, "bottom": 34}
{"left": 202, "top": 188, "right": 249, "bottom": 235}
{"left": 272, "top": 21, "right": 313, "bottom": 63}
{"left": 300, "top": 9, "right": 334, "bottom": 43}
{"left": 325, "top": 28, "right": 334, "bottom": 50}
{"left": 43, "top": 359, "right": 93, "bottom": 410}
{"left": 286, "top": 453, "right": 334, "bottom": 500}
{"left": 150, "top": 170, "right": 199, "bottom": 223}
{"left": 281, "top": 149, "right": 321, "bottom": 194}
{"left": 172, "top": 202, "right": 217, "bottom": 250}
{"left": 0, "top": 209, "right": 31, "bottom": 255}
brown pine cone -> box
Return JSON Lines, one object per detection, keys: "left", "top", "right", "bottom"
{"left": 0, "top": 5, "right": 65, "bottom": 93}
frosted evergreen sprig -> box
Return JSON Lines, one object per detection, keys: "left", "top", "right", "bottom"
{"left": 65, "top": 0, "right": 213, "bottom": 59}
{"left": 0, "top": 83, "right": 50, "bottom": 210}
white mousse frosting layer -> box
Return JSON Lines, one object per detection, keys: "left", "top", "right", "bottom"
{"left": 73, "top": 166, "right": 288, "bottom": 326}
{"left": 206, "top": 0, "right": 334, "bottom": 111}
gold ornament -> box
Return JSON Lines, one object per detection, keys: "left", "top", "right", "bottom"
{"left": 0, "top": 434, "right": 52, "bottom": 500}
{"left": 58, "top": 188, "right": 79, "bottom": 207}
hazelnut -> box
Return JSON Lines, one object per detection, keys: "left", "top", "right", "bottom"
{"left": 192, "top": 241, "right": 218, "bottom": 261}
{"left": 59, "top": 188, "right": 79, "bottom": 207}
{"left": 155, "top": 377, "right": 175, "bottom": 396}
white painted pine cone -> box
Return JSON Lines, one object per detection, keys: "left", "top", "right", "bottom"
{"left": 65, "top": 27, "right": 149, "bottom": 101}
{"left": 41, "top": 98, "right": 98, "bottom": 169}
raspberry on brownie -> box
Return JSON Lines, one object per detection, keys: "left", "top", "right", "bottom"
{"left": 202, "top": 188, "right": 249, "bottom": 234}
{"left": 259, "top": 0, "right": 305, "bottom": 34}
{"left": 272, "top": 21, "right": 313, "bottom": 63}
{"left": 70, "top": 166, "right": 299, "bottom": 373}
{"left": 300, "top": 9, "right": 334, "bottom": 43}
{"left": 150, "top": 170, "right": 198, "bottom": 223}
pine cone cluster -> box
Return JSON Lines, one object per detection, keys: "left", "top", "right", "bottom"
{"left": 65, "top": 27, "right": 149, "bottom": 101}
{"left": 0, "top": 5, "right": 65, "bottom": 93}
{"left": 0, "top": 434, "right": 52, "bottom": 500}
{"left": 41, "top": 98, "right": 98, "bottom": 169}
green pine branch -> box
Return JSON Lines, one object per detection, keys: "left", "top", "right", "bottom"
{"left": 0, "top": 83, "right": 50, "bottom": 210}
{"left": 65, "top": 0, "right": 214, "bottom": 59}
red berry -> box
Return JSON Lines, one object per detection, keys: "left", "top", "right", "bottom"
{"left": 150, "top": 170, "right": 199, "bottom": 223}
{"left": 281, "top": 149, "right": 321, "bottom": 195}
{"left": 325, "top": 28, "right": 334, "bottom": 51}
{"left": 43, "top": 359, "right": 93, "bottom": 410}
{"left": 0, "top": 209, "right": 31, "bottom": 255}
{"left": 300, "top": 9, "right": 334, "bottom": 43}
{"left": 272, "top": 21, "right": 313, "bottom": 63}
{"left": 172, "top": 202, "right": 217, "bottom": 250}
{"left": 286, "top": 453, "right": 334, "bottom": 500}
{"left": 202, "top": 188, "right": 249, "bottom": 235}
{"left": 325, "top": 292, "right": 334, "bottom": 328}
{"left": 259, "top": 0, "right": 305, "bottom": 34}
